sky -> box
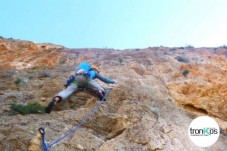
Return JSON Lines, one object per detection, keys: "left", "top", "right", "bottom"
{"left": 0, "top": 0, "right": 227, "bottom": 49}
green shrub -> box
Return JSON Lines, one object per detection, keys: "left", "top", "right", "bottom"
{"left": 185, "top": 45, "right": 194, "bottom": 48}
{"left": 182, "top": 70, "right": 189, "bottom": 77}
{"left": 15, "top": 77, "right": 24, "bottom": 85}
{"left": 170, "top": 48, "right": 177, "bottom": 51}
{"left": 220, "top": 128, "right": 227, "bottom": 136}
{"left": 32, "top": 67, "right": 37, "bottom": 70}
{"left": 59, "top": 58, "right": 66, "bottom": 64}
{"left": 40, "top": 71, "right": 52, "bottom": 77}
{"left": 175, "top": 56, "right": 189, "bottom": 63}
{"left": 219, "top": 45, "right": 227, "bottom": 49}
{"left": 10, "top": 102, "right": 46, "bottom": 115}
{"left": 119, "top": 55, "right": 124, "bottom": 64}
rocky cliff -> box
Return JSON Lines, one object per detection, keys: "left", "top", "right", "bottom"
{"left": 0, "top": 37, "right": 226, "bottom": 151}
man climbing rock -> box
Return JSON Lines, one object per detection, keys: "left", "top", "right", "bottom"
{"left": 45, "top": 62, "right": 117, "bottom": 113}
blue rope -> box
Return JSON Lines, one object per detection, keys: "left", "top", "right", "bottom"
{"left": 40, "top": 89, "right": 111, "bottom": 151}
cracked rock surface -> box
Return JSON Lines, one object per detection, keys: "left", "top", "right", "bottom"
{"left": 0, "top": 38, "right": 226, "bottom": 150}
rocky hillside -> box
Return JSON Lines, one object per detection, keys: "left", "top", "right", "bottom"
{"left": 0, "top": 37, "right": 226, "bottom": 151}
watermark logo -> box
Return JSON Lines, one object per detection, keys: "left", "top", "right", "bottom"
{"left": 188, "top": 116, "right": 220, "bottom": 147}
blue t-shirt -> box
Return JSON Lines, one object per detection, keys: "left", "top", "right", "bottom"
{"left": 77, "top": 62, "right": 91, "bottom": 73}
{"left": 77, "top": 62, "right": 96, "bottom": 79}
{"left": 76, "top": 62, "right": 115, "bottom": 84}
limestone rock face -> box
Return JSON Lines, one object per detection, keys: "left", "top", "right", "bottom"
{"left": 0, "top": 38, "right": 64, "bottom": 70}
{"left": 0, "top": 39, "right": 226, "bottom": 151}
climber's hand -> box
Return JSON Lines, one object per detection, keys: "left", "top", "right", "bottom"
{"left": 113, "top": 80, "right": 117, "bottom": 84}
{"left": 110, "top": 80, "right": 118, "bottom": 89}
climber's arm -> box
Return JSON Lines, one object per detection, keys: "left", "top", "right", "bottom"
{"left": 95, "top": 72, "right": 116, "bottom": 84}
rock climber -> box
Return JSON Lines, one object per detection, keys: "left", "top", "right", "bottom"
{"left": 45, "top": 62, "right": 117, "bottom": 113}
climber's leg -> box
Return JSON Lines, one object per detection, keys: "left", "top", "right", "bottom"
{"left": 57, "top": 83, "right": 78, "bottom": 100}
{"left": 87, "top": 80, "right": 106, "bottom": 101}
{"left": 45, "top": 83, "right": 78, "bottom": 113}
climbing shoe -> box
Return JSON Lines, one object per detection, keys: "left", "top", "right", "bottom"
{"left": 45, "top": 100, "right": 56, "bottom": 113}
{"left": 45, "top": 96, "right": 61, "bottom": 113}
{"left": 95, "top": 90, "right": 106, "bottom": 101}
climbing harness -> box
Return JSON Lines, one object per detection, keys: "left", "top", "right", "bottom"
{"left": 39, "top": 88, "right": 111, "bottom": 151}
{"left": 65, "top": 75, "right": 75, "bottom": 88}
{"left": 75, "top": 69, "right": 91, "bottom": 79}
{"left": 65, "top": 71, "right": 91, "bottom": 88}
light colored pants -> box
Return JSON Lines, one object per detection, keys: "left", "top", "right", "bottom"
{"left": 57, "top": 75, "right": 104, "bottom": 100}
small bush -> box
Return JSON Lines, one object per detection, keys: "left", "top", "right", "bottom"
{"left": 170, "top": 48, "right": 177, "bottom": 51}
{"left": 220, "top": 128, "right": 227, "bottom": 136}
{"left": 175, "top": 56, "right": 189, "bottom": 63}
{"left": 40, "top": 71, "right": 52, "bottom": 77}
{"left": 15, "top": 77, "right": 24, "bottom": 85}
{"left": 185, "top": 45, "right": 194, "bottom": 48}
{"left": 182, "top": 70, "right": 189, "bottom": 77}
{"left": 119, "top": 55, "right": 124, "bottom": 64}
{"left": 10, "top": 102, "right": 46, "bottom": 115}
{"left": 59, "top": 58, "right": 66, "bottom": 64}
{"left": 219, "top": 45, "right": 227, "bottom": 49}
